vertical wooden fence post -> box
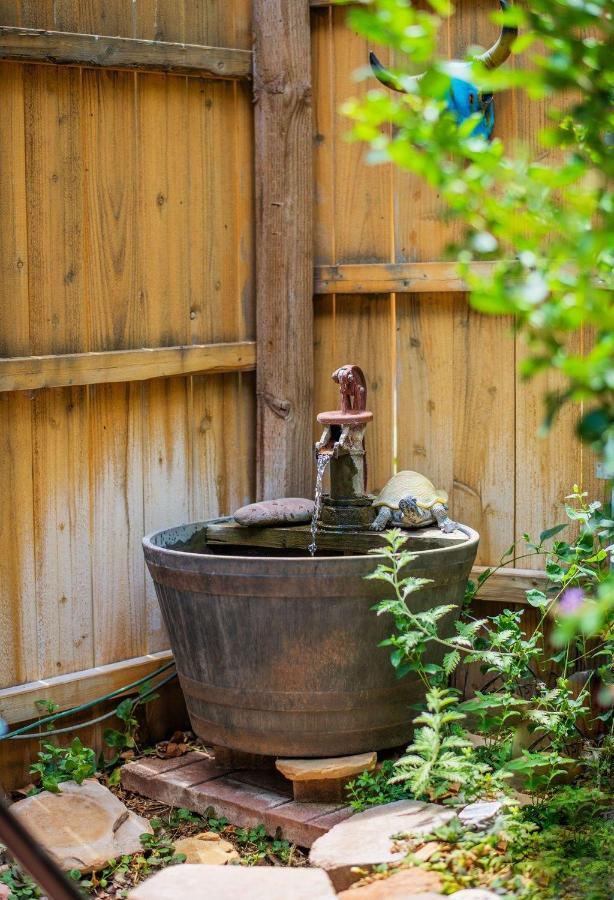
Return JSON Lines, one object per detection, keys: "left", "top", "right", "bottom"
{"left": 253, "top": 0, "right": 314, "bottom": 499}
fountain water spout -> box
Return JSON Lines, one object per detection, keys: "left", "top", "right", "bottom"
{"left": 314, "top": 365, "right": 377, "bottom": 531}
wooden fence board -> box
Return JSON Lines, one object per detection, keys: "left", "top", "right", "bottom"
{"left": 24, "top": 64, "right": 84, "bottom": 356}
{"left": 0, "top": 393, "right": 37, "bottom": 689}
{"left": 396, "top": 294, "right": 456, "bottom": 495}
{"left": 452, "top": 304, "right": 515, "bottom": 565}
{"left": 82, "top": 67, "right": 140, "bottom": 353}
{"left": 142, "top": 378, "right": 191, "bottom": 654}
{"left": 190, "top": 373, "right": 255, "bottom": 523}
{"left": 331, "top": 6, "right": 392, "bottom": 264}
{"left": 393, "top": 2, "right": 457, "bottom": 262}
{"left": 137, "top": 72, "right": 190, "bottom": 348}
{"left": 32, "top": 387, "right": 93, "bottom": 680}
{"left": 312, "top": 2, "right": 336, "bottom": 266}
{"left": 0, "top": 63, "right": 28, "bottom": 357}
{"left": 331, "top": 295, "right": 395, "bottom": 493}
{"left": 186, "top": 80, "right": 239, "bottom": 344}
{"left": 90, "top": 383, "right": 146, "bottom": 666}
{"left": 515, "top": 339, "right": 586, "bottom": 567}
{"left": 233, "top": 80, "right": 255, "bottom": 341}
{"left": 51, "top": 0, "right": 133, "bottom": 35}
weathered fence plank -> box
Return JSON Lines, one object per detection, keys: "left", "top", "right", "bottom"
{"left": 0, "top": 26, "right": 252, "bottom": 78}
{"left": 0, "top": 343, "right": 256, "bottom": 391}
{"left": 315, "top": 262, "right": 497, "bottom": 294}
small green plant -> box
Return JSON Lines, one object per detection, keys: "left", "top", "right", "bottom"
{"left": 234, "top": 825, "right": 294, "bottom": 865}
{"left": 346, "top": 759, "right": 410, "bottom": 811}
{"left": 103, "top": 680, "right": 160, "bottom": 769}
{"left": 69, "top": 855, "right": 133, "bottom": 894}
{"left": 34, "top": 698, "right": 59, "bottom": 734}
{"left": 204, "top": 813, "right": 229, "bottom": 834}
{"left": 151, "top": 807, "right": 206, "bottom": 831}
{"left": 138, "top": 830, "right": 186, "bottom": 868}
{"left": 0, "top": 866, "right": 42, "bottom": 899}
{"left": 29, "top": 737, "right": 96, "bottom": 794}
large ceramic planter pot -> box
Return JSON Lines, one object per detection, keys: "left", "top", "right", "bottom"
{"left": 143, "top": 519, "right": 479, "bottom": 757}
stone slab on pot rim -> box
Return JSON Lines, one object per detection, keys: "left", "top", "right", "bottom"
{"left": 309, "top": 799, "right": 456, "bottom": 891}
{"left": 10, "top": 778, "right": 152, "bottom": 873}
{"left": 128, "top": 864, "right": 336, "bottom": 899}
{"left": 276, "top": 752, "right": 376, "bottom": 782}
{"left": 233, "top": 498, "right": 315, "bottom": 527}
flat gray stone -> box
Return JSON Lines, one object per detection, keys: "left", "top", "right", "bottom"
{"left": 233, "top": 498, "right": 315, "bottom": 527}
{"left": 458, "top": 800, "right": 503, "bottom": 831}
{"left": 309, "top": 799, "right": 456, "bottom": 891}
{"left": 10, "top": 779, "right": 152, "bottom": 873}
{"left": 128, "top": 864, "right": 336, "bottom": 899}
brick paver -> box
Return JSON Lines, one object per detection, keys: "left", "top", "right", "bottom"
{"left": 121, "top": 753, "right": 354, "bottom": 847}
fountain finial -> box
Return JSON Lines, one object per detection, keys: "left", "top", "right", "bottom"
{"left": 333, "top": 365, "right": 367, "bottom": 414}
{"left": 313, "top": 364, "right": 377, "bottom": 531}
{"left": 317, "top": 365, "right": 373, "bottom": 427}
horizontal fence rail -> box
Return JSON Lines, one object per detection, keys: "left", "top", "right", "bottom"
{"left": 0, "top": 27, "right": 253, "bottom": 78}
{"left": 0, "top": 342, "right": 256, "bottom": 391}
{"left": 314, "top": 261, "right": 497, "bottom": 294}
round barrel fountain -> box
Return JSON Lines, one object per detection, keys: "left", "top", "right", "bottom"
{"left": 143, "top": 365, "right": 479, "bottom": 758}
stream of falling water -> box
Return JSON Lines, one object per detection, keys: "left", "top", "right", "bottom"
{"left": 308, "top": 451, "right": 331, "bottom": 556}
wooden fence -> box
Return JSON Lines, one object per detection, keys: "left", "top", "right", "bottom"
{"left": 0, "top": 1, "right": 603, "bottom": 786}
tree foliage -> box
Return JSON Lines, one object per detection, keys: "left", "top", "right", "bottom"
{"left": 342, "top": 0, "right": 613, "bottom": 467}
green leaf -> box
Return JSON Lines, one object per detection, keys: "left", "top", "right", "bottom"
{"left": 104, "top": 728, "right": 127, "bottom": 749}
{"left": 107, "top": 767, "right": 122, "bottom": 787}
{"left": 539, "top": 523, "right": 568, "bottom": 542}
{"left": 443, "top": 650, "right": 461, "bottom": 675}
{"left": 526, "top": 589, "right": 549, "bottom": 609}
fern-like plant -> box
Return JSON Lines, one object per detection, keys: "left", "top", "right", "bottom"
{"left": 390, "top": 686, "right": 491, "bottom": 801}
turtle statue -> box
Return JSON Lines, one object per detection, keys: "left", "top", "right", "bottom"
{"left": 371, "top": 470, "right": 470, "bottom": 536}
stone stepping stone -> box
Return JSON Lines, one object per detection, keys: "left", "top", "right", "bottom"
{"left": 276, "top": 752, "right": 376, "bottom": 802}
{"left": 172, "top": 832, "right": 239, "bottom": 865}
{"left": 458, "top": 800, "right": 503, "bottom": 831}
{"left": 128, "top": 864, "right": 336, "bottom": 899}
{"left": 10, "top": 778, "right": 152, "bottom": 873}
{"left": 233, "top": 498, "right": 315, "bottom": 527}
{"left": 310, "top": 799, "right": 456, "bottom": 891}
{"left": 337, "top": 868, "right": 443, "bottom": 898}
